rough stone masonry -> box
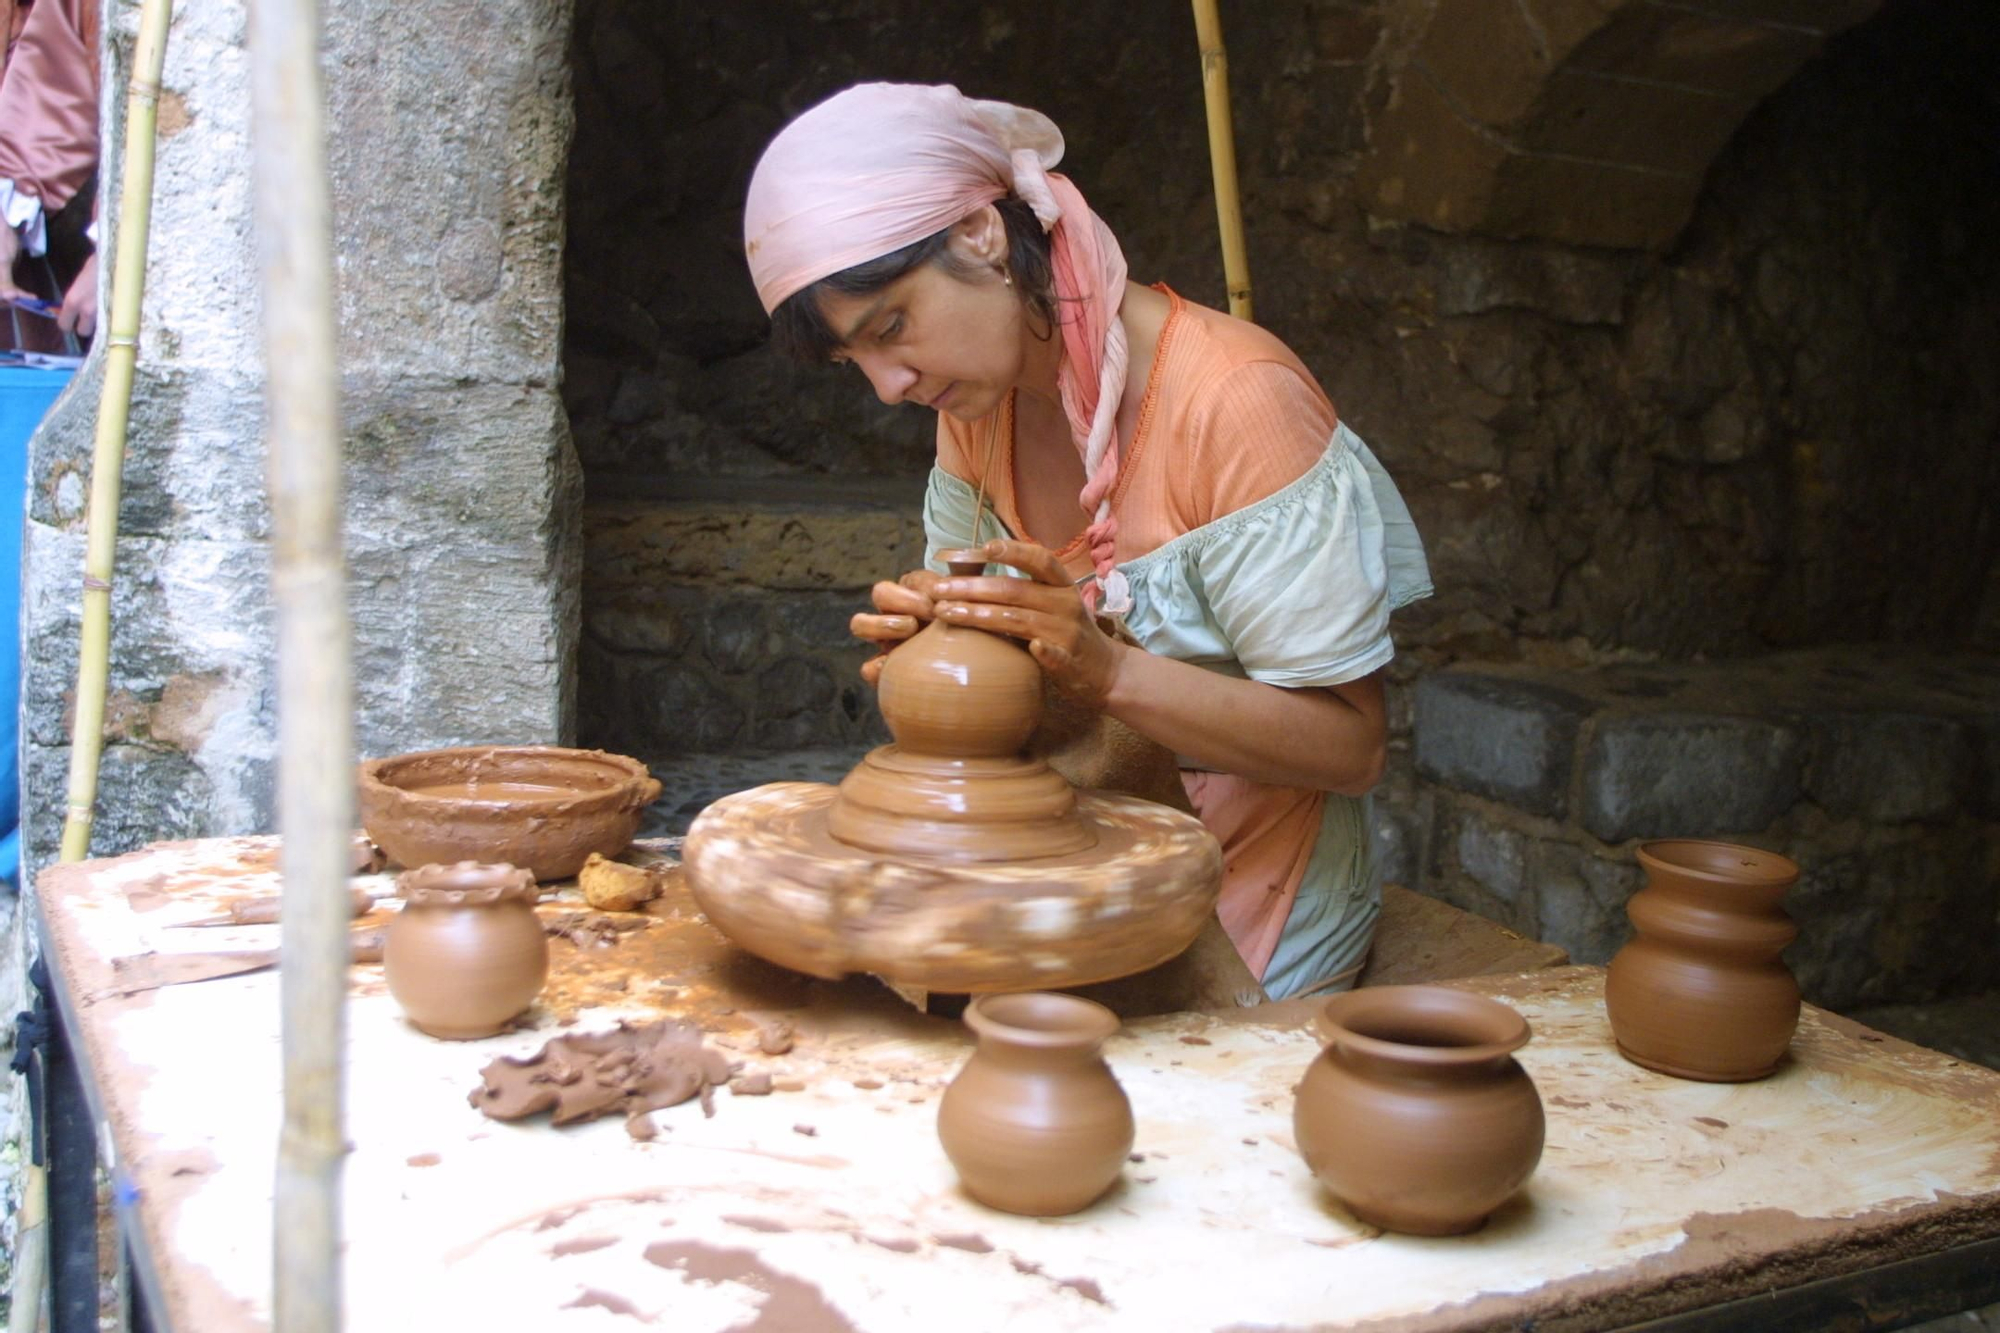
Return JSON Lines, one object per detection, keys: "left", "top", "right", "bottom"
{"left": 0, "top": 0, "right": 579, "bottom": 1300}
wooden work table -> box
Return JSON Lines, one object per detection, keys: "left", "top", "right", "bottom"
{"left": 31, "top": 835, "right": 2000, "bottom": 1332}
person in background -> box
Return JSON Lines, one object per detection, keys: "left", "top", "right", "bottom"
{"left": 742, "top": 84, "right": 1432, "bottom": 998}
{"left": 0, "top": 0, "right": 98, "bottom": 342}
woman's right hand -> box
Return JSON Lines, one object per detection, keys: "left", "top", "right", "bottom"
{"left": 851, "top": 568, "right": 944, "bottom": 685}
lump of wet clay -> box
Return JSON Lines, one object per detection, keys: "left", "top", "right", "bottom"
{"left": 469, "top": 1020, "right": 735, "bottom": 1127}
{"left": 578, "top": 853, "right": 669, "bottom": 913}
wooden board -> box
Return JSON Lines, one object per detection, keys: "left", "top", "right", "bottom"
{"left": 33, "top": 835, "right": 2000, "bottom": 1332}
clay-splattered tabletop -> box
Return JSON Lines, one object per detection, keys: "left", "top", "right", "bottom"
{"left": 33, "top": 835, "right": 2000, "bottom": 1333}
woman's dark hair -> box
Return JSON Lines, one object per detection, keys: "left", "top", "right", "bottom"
{"left": 768, "top": 195, "right": 1057, "bottom": 362}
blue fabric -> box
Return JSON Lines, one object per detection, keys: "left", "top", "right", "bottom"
{"left": 0, "top": 366, "right": 74, "bottom": 888}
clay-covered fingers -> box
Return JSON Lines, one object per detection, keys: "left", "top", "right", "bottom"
{"left": 850, "top": 571, "right": 946, "bottom": 686}
{"left": 851, "top": 576, "right": 933, "bottom": 645}
{"left": 850, "top": 610, "right": 921, "bottom": 645}
{"left": 930, "top": 564, "right": 1120, "bottom": 706}
{"left": 876, "top": 574, "right": 939, "bottom": 616}
{"left": 974, "top": 538, "right": 1074, "bottom": 589}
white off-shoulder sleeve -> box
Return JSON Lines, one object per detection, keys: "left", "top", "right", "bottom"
{"left": 1119, "top": 425, "right": 1431, "bottom": 688}
{"left": 920, "top": 466, "right": 1016, "bottom": 573}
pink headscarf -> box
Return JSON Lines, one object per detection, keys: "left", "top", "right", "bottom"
{"left": 745, "top": 83, "right": 1132, "bottom": 612}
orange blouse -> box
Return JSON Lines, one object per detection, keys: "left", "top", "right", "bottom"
{"left": 934, "top": 288, "right": 1355, "bottom": 980}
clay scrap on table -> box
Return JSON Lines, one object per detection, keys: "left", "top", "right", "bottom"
{"left": 577, "top": 853, "right": 675, "bottom": 913}
{"left": 469, "top": 1020, "right": 737, "bottom": 1128}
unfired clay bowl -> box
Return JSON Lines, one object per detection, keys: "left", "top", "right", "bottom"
{"left": 358, "top": 745, "right": 662, "bottom": 881}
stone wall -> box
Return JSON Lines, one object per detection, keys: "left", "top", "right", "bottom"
{"left": 1355, "top": 0, "right": 1883, "bottom": 248}
{"left": 1, "top": 0, "right": 580, "bottom": 1298}
{"left": 18, "top": 0, "right": 579, "bottom": 869}
{"left": 565, "top": 0, "right": 2000, "bottom": 783}
{"left": 1400, "top": 650, "right": 2000, "bottom": 1010}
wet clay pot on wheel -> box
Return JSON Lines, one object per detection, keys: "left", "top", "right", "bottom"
{"left": 1294, "top": 985, "right": 1544, "bottom": 1236}
{"left": 384, "top": 862, "right": 549, "bottom": 1039}
{"left": 828, "top": 548, "right": 1095, "bottom": 862}
{"left": 1606, "top": 839, "right": 1801, "bottom": 1082}
{"left": 937, "top": 992, "right": 1134, "bottom": 1216}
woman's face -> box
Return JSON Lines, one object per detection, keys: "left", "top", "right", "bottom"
{"left": 814, "top": 211, "right": 1049, "bottom": 420}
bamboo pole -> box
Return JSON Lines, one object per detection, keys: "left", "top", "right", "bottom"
{"left": 57, "top": 0, "right": 174, "bottom": 863}
{"left": 246, "top": 0, "right": 352, "bottom": 1326}
{"left": 15, "top": 1, "right": 176, "bottom": 1326}
{"left": 1191, "top": 0, "right": 1254, "bottom": 322}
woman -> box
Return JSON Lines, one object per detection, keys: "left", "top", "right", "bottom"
{"left": 743, "top": 83, "right": 1431, "bottom": 998}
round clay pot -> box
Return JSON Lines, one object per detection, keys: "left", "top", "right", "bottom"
{"left": 384, "top": 862, "right": 549, "bottom": 1039}
{"left": 1605, "top": 839, "right": 1801, "bottom": 1082}
{"left": 936, "top": 992, "right": 1134, "bottom": 1216}
{"left": 1294, "top": 985, "right": 1544, "bottom": 1236}
{"left": 357, "top": 745, "right": 662, "bottom": 881}
{"left": 877, "top": 554, "right": 1042, "bottom": 759}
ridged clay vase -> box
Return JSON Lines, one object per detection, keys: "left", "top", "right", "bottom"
{"left": 1605, "top": 839, "right": 1801, "bottom": 1082}
{"left": 828, "top": 547, "right": 1094, "bottom": 862}
{"left": 384, "top": 861, "right": 549, "bottom": 1039}
{"left": 1294, "top": 985, "right": 1545, "bottom": 1236}
{"left": 936, "top": 992, "right": 1134, "bottom": 1216}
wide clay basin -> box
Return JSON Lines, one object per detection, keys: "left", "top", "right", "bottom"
{"left": 358, "top": 745, "right": 662, "bottom": 881}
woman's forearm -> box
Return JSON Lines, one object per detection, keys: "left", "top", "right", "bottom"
{"left": 1100, "top": 647, "right": 1387, "bottom": 793}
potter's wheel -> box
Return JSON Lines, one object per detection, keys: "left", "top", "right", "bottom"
{"left": 682, "top": 779, "right": 1222, "bottom": 993}
{"left": 682, "top": 552, "right": 1223, "bottom": 994}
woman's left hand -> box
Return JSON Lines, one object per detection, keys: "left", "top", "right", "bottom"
{"left": 929, "top": 538, "right": 1128, "bottom": 708}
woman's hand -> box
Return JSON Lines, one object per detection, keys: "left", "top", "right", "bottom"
{"left": 57, "top": 254, "right": 97, "bottom": 340}
{"left": 929, "top": 538, "right": 1128, "bottom": 708}
{"left": 851, "top": 567, "right": 944, "bottom": 686}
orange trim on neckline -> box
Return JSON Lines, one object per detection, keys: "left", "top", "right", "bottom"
{"left": 1002, "top": 285, "right": 1186, "bottom": 563}
{"left": 1109, "top": 284, "right": 1183, "bottom": 520}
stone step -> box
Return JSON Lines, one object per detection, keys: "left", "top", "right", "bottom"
{"left": 584, "top": 489, "right": 926, "bottom": 595}
{"left": 1405, "top": 646, "right": 2000, "bottom": 1010}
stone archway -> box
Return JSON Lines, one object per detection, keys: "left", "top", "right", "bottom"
{"left": 1356, "top": 0, "right": 1882, "bottom": 249}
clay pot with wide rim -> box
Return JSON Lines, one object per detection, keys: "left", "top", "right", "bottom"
{"left": 936, "top": 992, "right": 1134, "bottom": 1216}
{"left": 384, "top": 862, "right": 549, "bottom": 1039}
{"left": 1605, "top": 839, "right": 1801, "bottom": 1082}
{"left": 1294, "top": 985, "right": 1544, "bottom": 1236}
{"left": 358, "top": 745, "right": 662, "bottom": 881}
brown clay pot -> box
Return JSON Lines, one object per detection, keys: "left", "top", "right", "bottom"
{"left": 829, "top": 549, "right": 1095, "bottom": 862}
{"left": 384, "top": 862, "right": 549, "bottom": 1039}
{"left": 1294, "top": 985, "right": 1544, "bottom": 1236}
{"left": 876, "top": 616, "right": 1043, "bottom": 758}
{"left": 936, "top": 992, "right": 1134, "bottom": 1216}
{"left": 1605, "top": 839, "right": 1801, "bottom": 1082}
{"left": 357, "top": 745, "right": 662, "bottom": 880}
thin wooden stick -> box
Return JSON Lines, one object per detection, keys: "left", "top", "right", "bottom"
{"left": 1192, "top": 0, "right": 1254, "bottom": 322}
{"left": 970, "top": 424, "right": 997, "bottom": 551}
{"left": 247, "top": 0, "right": 352, "bottom": 1327}
{"left": 57, "top": 0, "right": 174, "bottom": 863}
